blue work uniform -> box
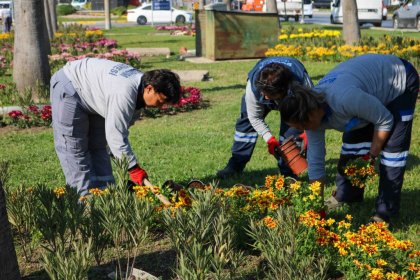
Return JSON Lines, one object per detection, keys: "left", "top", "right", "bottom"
{"left": 224, "top": 57, "right": 313, "bottom": 176}
{"left": 307, "top": 54, "right": 418, "bottom": 220}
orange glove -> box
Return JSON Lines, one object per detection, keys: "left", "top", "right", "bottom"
{"left": 128, "top": 165, "right": 148, "bottom": 186}
{"left": 267, "top": 136, "right": 281, "bottom": 156}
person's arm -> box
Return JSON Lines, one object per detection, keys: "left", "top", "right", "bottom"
{"left": 370, "top": 130, "right": 390, "bottom": 158}
{"left": 244, "top": 81, "right": 273, "bottom": 142}
{"left": 306, "top": 129, "right": 327, "bottom": 179}
{"left": 105, "top": 90, "right": 138, "bottom": 168}
{"left": 340, "top": 87, "right": 394, "bottom": 157}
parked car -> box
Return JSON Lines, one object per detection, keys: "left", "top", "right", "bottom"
{"left": 0, "top": 1, "right": 11, "bottom": 16}
{"left": 330, "top": 0, "right": 383, "bottom": 27}
{"left": 276, "top": 0, "right": 313, "bottom": 21}
{"left": 71, "top": 0, "right": 89, "bottom": 10}
{"left": 127, "top": 4, "right": 193, "bottom": 25}
{"left": 313, "top": 0, "right": 332, "bottom": 9}
{"left": 392, "top": 0, "right": 420, "bottom": 30}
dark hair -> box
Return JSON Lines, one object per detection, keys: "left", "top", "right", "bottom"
{"left": 142, "top": 69, "right": 181, "bottom": 104}
{"left": 255, "top": 63, "right": 294, "bottom": 100}
{"left": 279, "top": 84, "right": 325, "bottom": 124}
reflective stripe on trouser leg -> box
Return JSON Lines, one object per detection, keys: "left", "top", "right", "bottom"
{"left": 335, "top": 124, "right": 373, "bottom": 202}
{"left": 375, "top": 67, "right": 418, "bottom": 218}
{"left": 88, "top": 114, "right": 115, "bottom": 189}
{"left": 227, "top": 95, "right": 270, "bottom": 170}
{"left": 51, "top": 76, "right": 91, "bottom": 196}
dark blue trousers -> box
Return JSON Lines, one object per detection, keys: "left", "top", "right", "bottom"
{"left": 335, "top": 60, "right": 419, "bottom": 219}
{"left": 225, "top": 95, "right": 303, "bottom": 177}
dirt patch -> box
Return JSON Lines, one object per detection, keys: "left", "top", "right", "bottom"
{"left": 0, "top": 125, "right": 50, "bottom": 135}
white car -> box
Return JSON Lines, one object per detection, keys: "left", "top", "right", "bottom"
{"left": 330, "top": 0, "right": 383, "bottom": 27}
{"left": 71, "top": 0, "right": 89, "bottom": 10}
{"left": 127, "top": 4, "right": 193, "bottom": 25}
{"left": 0, "top": 1, "right": 11, "bottom": 16}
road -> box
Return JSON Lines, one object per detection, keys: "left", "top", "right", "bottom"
{"left": 282, "top": 10, "right": 395, "bottom": 29}
{"left": 82, "top": 9, "right": 417, "bottom": 31}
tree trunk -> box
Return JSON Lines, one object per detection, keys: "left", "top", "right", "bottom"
{"left": 104, "top": 0, "right": 111, "bottom": 30}
{"left": 44, "top": 0, "right": 54, "bottom": 41}
{"left": 0, "top": 162, "right": 21, "bottom": 280}
{"left": 49, "top": 0, "right": 58, "bottom": 34}
{"left": 13, "top": 0, "right": 51, "bottom": 98}
{"left": 266, "top": 0, "right": 277, "bottom": 13}
{"left": 342, "top": 0, "right": 360, "bottom": 45}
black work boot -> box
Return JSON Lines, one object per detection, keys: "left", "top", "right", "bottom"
{"left": 216, "top": 165, "right": 243, "bottom": 179}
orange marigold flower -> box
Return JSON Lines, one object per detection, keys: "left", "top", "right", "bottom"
{"left": 408, "top": 262, "right": 419, "bottom": 272}
{"left": 385, "top": 272, "right": 406, "bottom": 280}
{"left": 274, "top": 176, "right": 285, "bottom": 190}
{"left": 353, "top": 259, "right": 363, "bottom": 269}
{"left": 89, "top": 188, "right": 103, "bottom": 196}
{"left": 362, "top": 244, "right": 379, "bottom": 256}
{"left": 262, "top": 216, "right": 277, "bottom": 229}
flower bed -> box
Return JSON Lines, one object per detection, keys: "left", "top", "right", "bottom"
{"left": 0, "top": 26, "right": 142, "bottom": 76}
{"left": 5, "top": 163, "right": 419, "bottom": 279}
{"left": 266, "top": 27, "right": 420, "bottom": 67}
{"left": 6, "top": 105, "right": 52, "bottom": 128}
{"left": 143, "top": 86, "right": 205, "bottom": 118}
{"left": 1, "top": 86, "right": 205, "bottom": 128}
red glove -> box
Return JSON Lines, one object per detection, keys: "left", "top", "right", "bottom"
{"left": 267, "top": 136, "right": 281, "bottom": 156}
{"left": 362, "top": 152, "right": 378, "bottom": 165}
{"left": 128, "top": 165, "right": 148, "bottom": 186}
{"left": 297, "top": 132, "right": 308, "bottom": 151}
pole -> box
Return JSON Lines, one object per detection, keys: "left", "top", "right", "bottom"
{"left": 104, "top": 0, "right": 111, "bottom": 30}
{"left": 300, "top": 0, "right": 305, "bottom": 23}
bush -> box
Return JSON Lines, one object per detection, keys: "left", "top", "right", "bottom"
{"left": 57, "top": 4, "right": 76, "bottom": 16}
{"left": 111, "top": 6, "right": 127, "bottom": 16}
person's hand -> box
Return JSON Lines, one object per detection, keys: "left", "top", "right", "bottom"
{"left": 362, "top": 152, "right": 378, "bottom": 165}
{"left": 267, "top": 136, "right": 281, "bottom": 155}
{"left": 128, "top": 165, "right": 148, "bottom": 186}
{"left": 296, "top": 132, "right": 308, "bottom": 151}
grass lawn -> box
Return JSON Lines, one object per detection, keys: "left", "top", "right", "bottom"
{"left": 0, "top": 24, "right": 419, "bottom": 278}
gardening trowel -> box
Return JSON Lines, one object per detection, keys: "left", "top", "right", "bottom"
{"left": 143, "top": 178, "right": 172, "bottom": 206}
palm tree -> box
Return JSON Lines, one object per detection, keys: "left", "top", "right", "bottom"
{"left": 343, "top": 0, "right": 360, "bottom": 45}
{"left": 0, "top": 162, "right": 21, "bottom": 280}
{"left": 13, "top": 0, "right": 51, "bottom": 98}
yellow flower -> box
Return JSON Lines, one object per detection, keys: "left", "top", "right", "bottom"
{"left": 289, "top": 181, "right": 301, "bottom": 192}
{"left": 53, "top": 187, "right": 66, "bottom": 198}
{"left": 376, "top": 259, "right": 387, "bottom": 267}
{"left": 369, "top": 268, "right": 384, "bottom": 280}
{"left": 309, "top": 181, "right": 321, "bottom": 195}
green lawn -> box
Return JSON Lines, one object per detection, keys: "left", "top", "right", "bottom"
{"left": 1, "top": 24, "right": 419, "bottom": 277}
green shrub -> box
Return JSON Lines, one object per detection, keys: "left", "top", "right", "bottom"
{"left": 57, "top": 4, "right": 76, "bottom": 16}
{"left": 111, "top": 6, "right": 127, "bottom": 16}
